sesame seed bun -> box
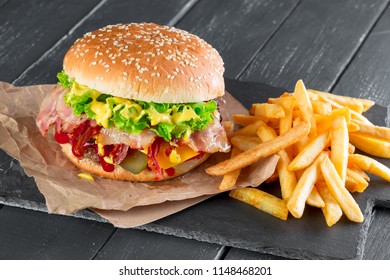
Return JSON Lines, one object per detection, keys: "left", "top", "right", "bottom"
{"left": 63, "top": 22, "right": 225, "bottom": 103}
{"left": 61, "top": 143, "right": 210, "bottom": 181}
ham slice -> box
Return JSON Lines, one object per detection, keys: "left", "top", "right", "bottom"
{"left": 98, "top": 127, "right": 157, "bottom": 150}
{"left": 36, "top": 86, "right": 87, "bottom": 136}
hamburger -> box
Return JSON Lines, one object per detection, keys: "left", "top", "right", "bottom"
{"left": 36, "top": 22, "right": 230, "bottom": 181}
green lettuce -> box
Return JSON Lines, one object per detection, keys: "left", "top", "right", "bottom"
{"left": 58, "top": 72, "right": 217, "bottom": 141}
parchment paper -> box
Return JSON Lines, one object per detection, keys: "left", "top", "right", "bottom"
{"left": 0, "top": 82, "right": 278, "bottom": 227}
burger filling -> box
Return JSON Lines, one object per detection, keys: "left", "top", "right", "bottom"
{"left": 37, "top": 71, "right": 230, "bottom": 180}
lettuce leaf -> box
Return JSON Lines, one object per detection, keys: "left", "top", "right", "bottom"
{"left": 59, "top": 71, "right": 217, "bottom": 141}
{"left": 57, "top": 70, "right": 73, "bottom": 89}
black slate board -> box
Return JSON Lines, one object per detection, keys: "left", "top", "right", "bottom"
{"left": 0, "top": 79, "right": 389, "bottom": 260}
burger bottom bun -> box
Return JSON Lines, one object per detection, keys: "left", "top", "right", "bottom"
{"left": 60, "top": 143, "right": 210, "bottom": 181}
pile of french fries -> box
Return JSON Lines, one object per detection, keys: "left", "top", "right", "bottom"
{"left": 206, "top": 80, "right": 390, "bottom": 226}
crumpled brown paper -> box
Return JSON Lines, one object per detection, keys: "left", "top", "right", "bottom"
{"left": 0, "top": 82, "right": 278, "bottom": 227}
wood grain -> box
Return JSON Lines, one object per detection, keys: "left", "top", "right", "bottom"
{"left": 224, "top": 248, "right": 287, "bottom": 260}
{"left": 0, "top": 206, "right": 115, "bottom": 259}
{"left": 175, "top": 0, "right": 300, "bottom": 78}
{"left": 240, "top": 0, "right": 390, "bottom": 91}
{"left": 0, "top": 0, "right": 101, "bottom": 83}
{"left": 94, "top": 228, "right": 224, "bottom": 260}
{"left": 333, "top": 6, "right": 390, "bottom": 107}
{"left": 13, "top": 0, "right": 196, "bottom": 85}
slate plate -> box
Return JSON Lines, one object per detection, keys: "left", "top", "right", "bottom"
{"left": 0, "top": 79, "right": 389, "bottom": 259}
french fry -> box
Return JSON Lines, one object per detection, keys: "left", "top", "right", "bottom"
{"left": 251, "top": 103, "right": 285, "bottom": 118}
{"left": 287, "top": 152, "right": 326, "bottom": 218}
{"left": 233, "top": 120, "right": 266, "bottom": 136}
{"left": 345, "top": 168, "right": 369, "bottom": 193}
{"left": 232, "top": 114, "right": 266, "bottom": 126}
{"left": 256, "top": 125, "right": 296, "bottom": 200}
{"left": 288, "top": 131, "right": 329, "bottom": 171}
{"left": 352, "top": 120, "right": 390, "bottom": 140}
{"left": 231, "top": 135, "right": 262, "bottom": 151}
{"left": 294, "top": 80, "right": 313, "bottom": 124}
{"left": 270, "top": 96, "right": 296, "bottom": 135}
{"left": 349, "top": 132, "right": 390, "bottom": 158}
{"left": 222, "top": 121, "right": 234, "bottom": 139}
{"left": 348, "top": 154, "right": 390, "bottom": 182}
{"left": 219, "top": 147, "right": 242, "bottom": 191}
{"left": 310, "top": 89, "right": 374, "bottom": 112}
{"left": 348, "top": 143, "right": 355, "bottom": 154}
{"left": 277, "top": 151, "right": 297, "bottom": 200}
{"left": 229, "top": 187, "right": 288, "bottom": 220}
{"left": 347, "top": 122, "right": 360, "bottom": 132}
{"left": 312, "top": 100, "right": 333, "bottom": 115}
{"left": 316, "top": 180, "right": 343, "bottom": 227}
{"left": 331, "top": 116, "right": 349, "bottom": 183}
{"left": 320, "top": 156, "right": 364, "bottom": 223}
{"left": 348, "top": 166, "right": 370, "bottom": 182}
{"left": 306, "top": 186, "right": 325, "bottom": 208}
{"left": 206, "top": 122, "right": 310, "bottom": 176}
{"left": 209, "top": 79, "right": 389, "bottom": 226}
{"left": 319, "top": 96, "right": 372, "bottom": 124}
{"left": 294, "top": 80, "right": 316, "bottom": 138}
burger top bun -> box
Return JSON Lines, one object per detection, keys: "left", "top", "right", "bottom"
{"left": 63, "top": 22, "right": 225, "bottom": 103}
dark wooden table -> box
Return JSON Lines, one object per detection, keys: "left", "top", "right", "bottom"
{"left": 1, "top": 0, "right": 390, "bottom": 260}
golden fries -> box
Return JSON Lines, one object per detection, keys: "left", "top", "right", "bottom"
{"left": 287, "top": 153, "right": 325, "bottom": 218}
{"left": 219, "top": 147, "right": 242, "bottom": 191}
{"left": 352, "top": 119, "right": 390, "bottom": 140}
{"left": 310, "top": 89, "right": 374, "bottom": 112}
{"left": 251, "top": 103, "right": 285, "bottom": 118}
{"left": 207, "top": 79, "right": 389, "bottom": 227}
{"left": 320, "top": 156, "right": 364, "bottom": 223}
{"left": 230, "top": 187, "right": 288, "bottom": 220}
{"left": 330, "top": 116, "right": 349, "bottom": 183}
{"left": 288, "top": 131, "right": 329, "bottom": 171}
{"left": 349, "top": 132, "right": 390, "bottom": 158}
{"left": 316, "top": 180, "right": 343, "bottom": 227}
{"left": 294, "top": 80, "right": 316, "bottom": 137}
{"left": 206, "top": 122, "right": 309, "bottom": 176}
{"left": 345, "top": 168, "right": 369, "bottom": 193}
{"left": 256, "top": 124, "right": 296, "bottom": 200}
{"left": 348, "top": 154, "right": 390, "bottom": 182}
{"left": 232, "top": 114, "right": 266, "bottom": 126}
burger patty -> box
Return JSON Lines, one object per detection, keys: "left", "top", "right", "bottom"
{"left": 37, "top": 86, "right": 230, "bottom": 154}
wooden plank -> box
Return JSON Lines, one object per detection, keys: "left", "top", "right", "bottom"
{"left": 0, "top": 0, "right": 101, "bottom": 83}
{"left": 240, "top": 0, "right": 389, "bottom": 91}
{"left": 364, "top": 208, "right": 390, "bottom": 259}
{"left": 13, "top": 0, "right": 196, "bottom": 85}
{"left": 333, "top": 6, "right": 390, "bottom": 107}
{"left": 94, "top": 228, "right": 224, "bottom": 260}
{"left": 0, "top": 206, "right": 115, "bottom": 259}
{"left": 175, "top": 0, "right": 299, "bottom": 79}
{"left": 224, "top": 248, "right": 287, "bottom": 260}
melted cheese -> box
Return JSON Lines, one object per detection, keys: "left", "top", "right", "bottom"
{"left": 156, "top": 142, "right": 200, "bottom": 169}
